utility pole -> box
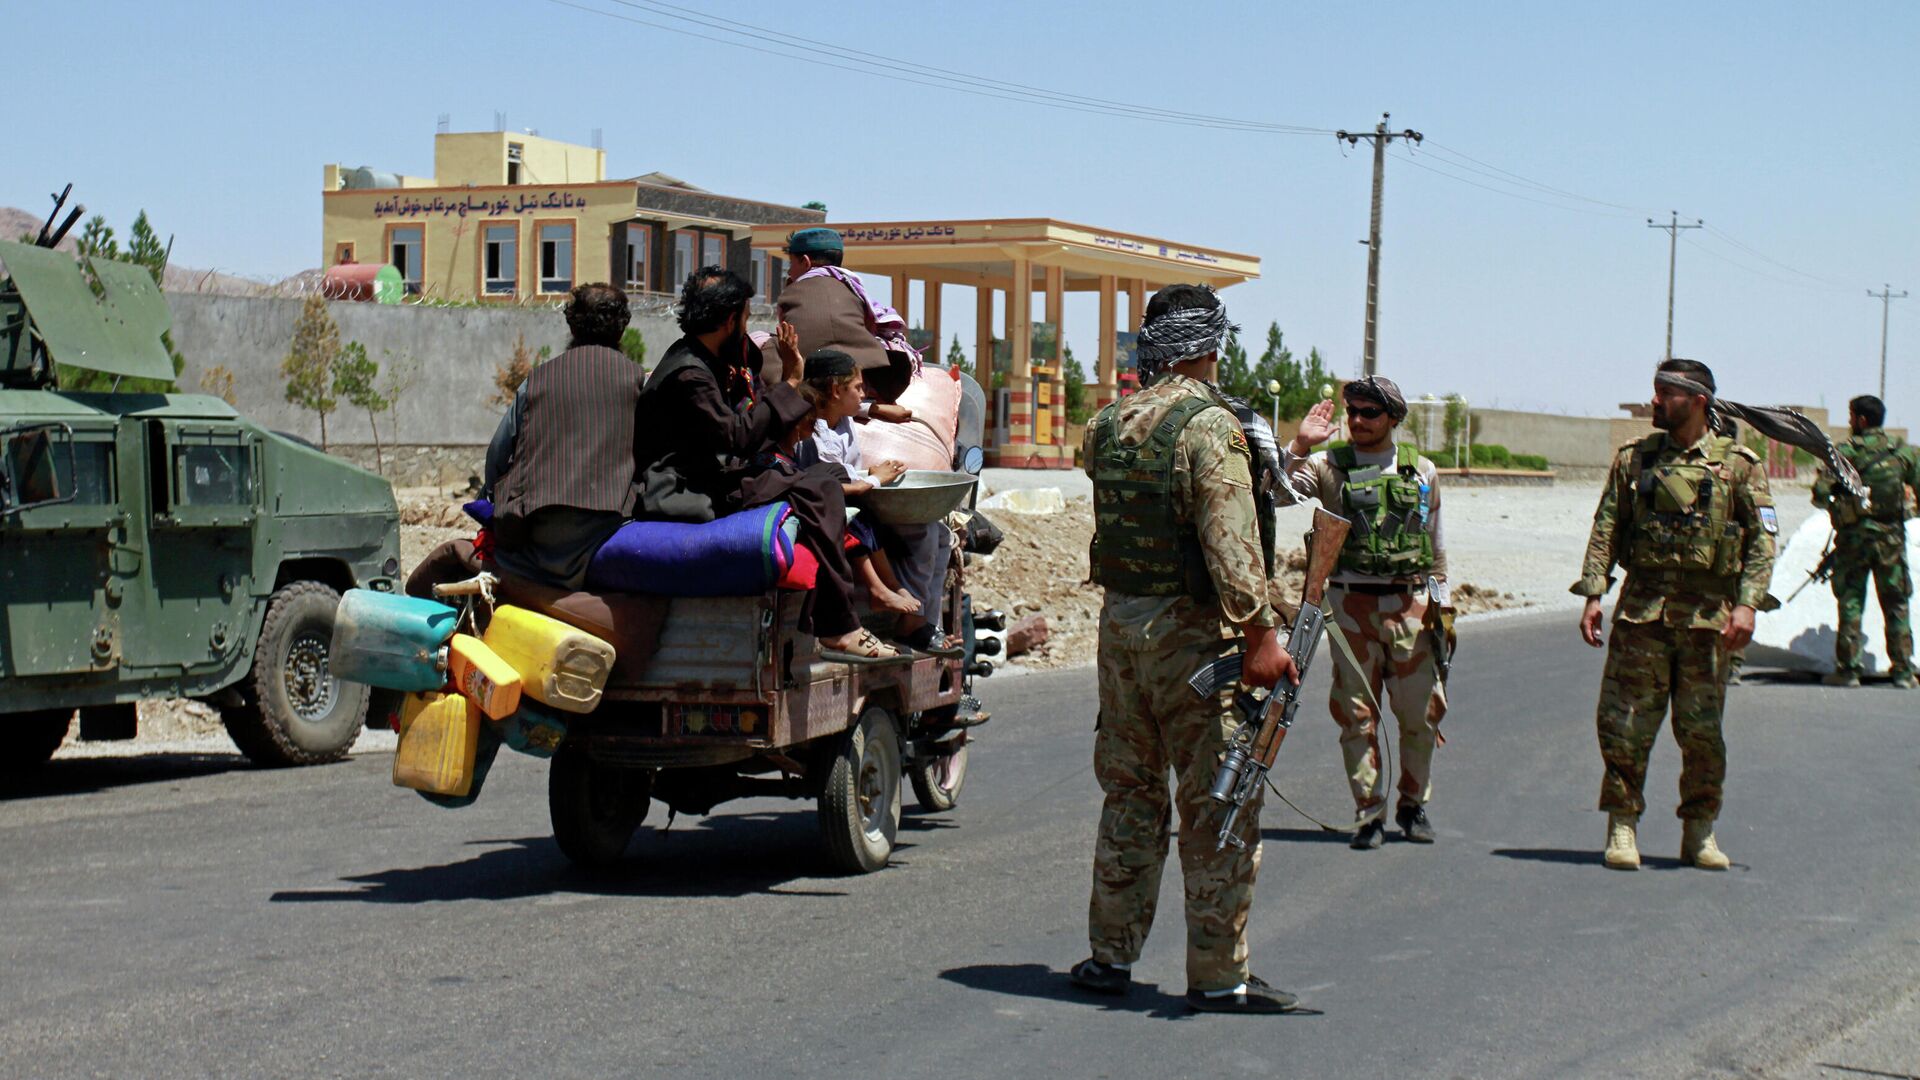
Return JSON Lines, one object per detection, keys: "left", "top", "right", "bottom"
{"left": 1337, "top": 113, "right": 1422, "bottom": 377}
{"left": 1646, "top": 211, "right": 1702, "bottom": 362}
{"left": 1869, "top": 284, "right": 1908, "bottom": 401}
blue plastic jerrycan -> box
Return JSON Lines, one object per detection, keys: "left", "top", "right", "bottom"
{"left": 331, "top": 590, "right": 460, "bottom": 692}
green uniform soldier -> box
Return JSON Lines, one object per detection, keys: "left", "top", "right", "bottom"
{"left": 1574, "top": 359, "right": 1780, "bottom": 871}
{"left": 1070, "top": 285, "right": 1302, "bottom": 1015}
{"left": 1811, "top": 394, "right": 1919, "bottom": 688}
{"left": 1280, "top": 378, "right": 1454, "bottom": 849}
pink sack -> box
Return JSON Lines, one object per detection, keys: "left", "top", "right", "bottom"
{"left": 854, "top": 367, "right": 962, "bottom": 472}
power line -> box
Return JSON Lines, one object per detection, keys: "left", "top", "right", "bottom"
{"left": 1338, "top": 114, "right": 1422, "bottom": 377}
{"left": 1420, "top": 140, "right": 1660, "bottom": 215}
{"left": 1701, "top": 223, "right": 1855, "bottom": 290}
{"left": 1869, "top": 285, "right": 1908, "bottom": 400}
{"left": 1678, "top": 234, "right": 1852, "bottom": 295}
{"left": 1392, "top": 147, "right": 1638, "bottom": 218}
{"left": 1648, "top": 212, "right": 1703, "bottom": 362}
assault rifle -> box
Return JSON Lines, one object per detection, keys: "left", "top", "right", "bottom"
{"left": 1190, "top": 506, "right": 1352, "bottom": 850}
{"left": 1785, "top": 538, "right": 1838, "bottom": 604}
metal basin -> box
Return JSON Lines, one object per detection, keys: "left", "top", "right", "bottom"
{"left": 858, "top": 471, "right": 977, "bottom": 526}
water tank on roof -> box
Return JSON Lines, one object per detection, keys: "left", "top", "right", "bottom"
{"left": 343, "top": 166, "right": 402, "bottom": 190}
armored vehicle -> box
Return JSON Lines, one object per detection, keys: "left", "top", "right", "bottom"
{"left": 1, "top": 201, "right": 401, "bottom": 775}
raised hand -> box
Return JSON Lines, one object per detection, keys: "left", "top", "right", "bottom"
{"left": 1290, "top": 399, "right": 1337, "bottom": 455}
{"left": 776, "top": 321, "right": 804, "bottom": 385}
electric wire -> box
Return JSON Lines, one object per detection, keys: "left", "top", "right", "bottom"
{"left": 1421, "top": 139, "right": 1662, "bottom": 215}
{"left": 1392, "top": 147, "right": 1637, "bottom": 219}
{"left": 1678, "top": 234, "right": 1855, "bottom": 295}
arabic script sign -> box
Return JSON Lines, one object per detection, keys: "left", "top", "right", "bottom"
{"left": 372, "top": 190, "right": 592, "bottom": 219}
{"left": 839, "top": 224, "right": 959, "bottom": 242}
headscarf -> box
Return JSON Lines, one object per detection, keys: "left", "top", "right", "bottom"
{"left": 1343, "top": 375, "right": 1408, "bottom": 421}
{"left": 1135, "top": 290, "right": 1238, "bottom": 385}
{"left": 1654, "top": 364, "right": 1867, "bottom": 500}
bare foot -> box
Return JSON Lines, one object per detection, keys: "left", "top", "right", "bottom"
{"left": 871, "top": 587, "right": 920, "bottom": 616}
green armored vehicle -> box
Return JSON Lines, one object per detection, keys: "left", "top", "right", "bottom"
{"left": 1, "top": 210, "right": 401, "bottom": 775}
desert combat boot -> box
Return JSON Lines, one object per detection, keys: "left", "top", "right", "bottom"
{"left": 1681, "top": 819, "right": 1731, "bottom": 870}
{"left": 1604, "top": 813, "right": 1641, "bottom": 871}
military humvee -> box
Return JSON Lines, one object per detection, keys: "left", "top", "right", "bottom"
{"left": 1, "top": 207, "right": 401, "bottom": 775}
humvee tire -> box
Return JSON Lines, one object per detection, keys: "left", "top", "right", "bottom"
{"left": 3, "top": 708, "right": 74, "bottom": 778}
{"left": 220, "top": 581, "right": 367, "bottom": 767}
{"left": 818, "top": 705, "right": 902, "bottom": 873}
{"left": 548, "top": 743, "right": 651, "bottom": 869}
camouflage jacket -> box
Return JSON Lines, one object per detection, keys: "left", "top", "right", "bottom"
{"left": 1812, "top": 428, "right": 1920, "bottom": 537}
{"left": 1573, "top": 431, "right": 1777, "bottom": 629}
{"left": 1083, "top": 375, "right": 1277, "bottom": 637}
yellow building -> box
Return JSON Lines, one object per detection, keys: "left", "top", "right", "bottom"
{"left": 322, "top": 131, "right": 822, "bottom": 303}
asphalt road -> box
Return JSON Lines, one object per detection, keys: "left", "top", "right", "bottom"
{"left": 3, "top": 610, "right": 1917, "bottom": 1079}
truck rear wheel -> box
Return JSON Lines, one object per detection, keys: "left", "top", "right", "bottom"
{"left": 4, "top": 709, "right": 74, "bottom": 778}
{"left": 909, "top": 735, "right": 970, "bottom": 813}
{"left": 818, "top": 706, "right": 902, "bottom": 874}
{"left": 548, "top": 743, "right": 651, "bottom": 870}
{"left": 220, "top": 581, "right": 368, "bottom": 767}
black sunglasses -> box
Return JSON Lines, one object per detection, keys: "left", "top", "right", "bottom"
{"left": 1346, "top": 405, "right": 1388, "bottom": 420}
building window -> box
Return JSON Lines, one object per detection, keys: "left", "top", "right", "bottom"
{"left": 751, "top": 249, "right": 769, "bottom": 299}
{"left": 388, "top": 225, "right": 423, "bottom": 295}
{"left": 701, "top": 233, "right": 725, "bottom": 270}
{"left": 539, "top": 222, "right": 574, "bottom": 294}
{"left": 673, "top": 231, "right": 694, "bottom": 291}
{"left": 334, "top": 242, "right": 356, "bottom": 266}
{"left": 624, "top": 224, "right": 650, "bottom": 292}
{"left": 507, "top": 142, "right": 524, "bottom": 185}
{"left": 483, "top": 224, "right": 517, "bottom": 296}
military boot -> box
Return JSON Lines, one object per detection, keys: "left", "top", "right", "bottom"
{"left": 1604, "top": 813, "right": 1640, "bottom": 871}
{"left": 1681, "top": 820, "right": 1730, "bottom": 870}
{"left": 1822, "top": 669, "right": 1861, "bottom": 687}
{"left": 1890, "top": 669, "right": 1917, "bottom": 690}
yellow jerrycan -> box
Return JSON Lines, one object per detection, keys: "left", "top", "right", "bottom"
{"left": 447, "top": 633, "right": 524, "bottom": 720}
{"left": 482, "top": 606, "right": 616, "bottom": 714}
{"left": 393, "top": 692, "right": 483, "bottom": 796}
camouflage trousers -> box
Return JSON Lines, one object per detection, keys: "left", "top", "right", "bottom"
{"left": 1595, "top": 619, "right": 1727, "bottom": 820}
{"left": 1327, "top": 586, "right": 1448, "bottom": 814}
{"left": 1090, "top": 615, "right": 1261, "bottom": 992}
{"left": 1832, "top": 530, "right": 1912, "bottom": 675}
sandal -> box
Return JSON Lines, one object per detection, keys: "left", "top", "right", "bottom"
{"left": 899, "top": 624, "right": 964, "bottom": 658}
{"left": 820, "top": 629, "right": 903, "bottom": 665}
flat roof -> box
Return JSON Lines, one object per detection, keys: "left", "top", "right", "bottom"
{"left": 749, "top": 217, "right": 1259, "bottom": 291}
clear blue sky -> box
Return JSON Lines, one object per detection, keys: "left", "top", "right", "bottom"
{"left": 7, "top": 2, "right": 1915, "bottom": 421}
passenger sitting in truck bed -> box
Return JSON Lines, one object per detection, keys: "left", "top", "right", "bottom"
{"left": 797, "top": 351, "right": 962, "bottom": 656}
{"left": 483, "top": 282, "right": 645, "bottom": 590}
{"left": 634, "top": 267, "right": 899, "bottom": 663}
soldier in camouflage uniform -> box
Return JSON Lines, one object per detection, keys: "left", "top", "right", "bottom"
{"left": 1069, "top": 284, "right": 1302, "bottom": 1015}
{"left": 1811, "top": 394, "right": 1919, "bottom": 688}
{"left": 1279, "top": 378, "right": 1453, "bottom": 850}
{"left": 1574, "top": 359, "right": 1778, "bottom": 871}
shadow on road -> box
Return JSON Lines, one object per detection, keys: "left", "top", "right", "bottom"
{"left": 1, "top": 752, "right": 256, "bottom": 802}
{"left": 1490, "top": 847, "right": 1690, "bottom": 870}
{"left": 1263, "top": 827, "right": 1361, "bottom": 845}
{"left": 266, "top": 808, "right": 934, "bottom": 904}
{"left": 939, "top": 963, "right": 1195, "bottom": 1020}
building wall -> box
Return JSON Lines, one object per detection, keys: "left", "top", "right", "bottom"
{"left": 433, "top": 131, "right": 605, "bottom": 187}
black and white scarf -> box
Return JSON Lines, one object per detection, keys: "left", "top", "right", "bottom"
{"left": 1136, "top": 296, "right": 1239, "bottom": 385}
{"left": 1654, "top": 370, "right": 1866, "bottom": 500}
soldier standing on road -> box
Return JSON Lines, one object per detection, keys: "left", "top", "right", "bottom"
{"left": 1070, "top": 284, "right": 1303, "bottom": 1015}
{"left": 1573, "top": 359, "right": 1783, "bottom": 872}
{"left": 1812, "top": 394, "right": 1920, "bottom": 688}
{"left": 1279, "top": 380, "right": 1453, "bottom": 849}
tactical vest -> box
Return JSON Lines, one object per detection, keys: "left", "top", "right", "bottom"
{"left": 1088, "top": 394, "right": 1219, "bottom": 600}
{"left": 1332, "top": 443, "right": 1435, "bottom": 577}
{"left": 1620, "top": 434, "right": 1745, "bottom": 580}
{"left": 1827, "top": 433, "right": 1911, "bottom": 528}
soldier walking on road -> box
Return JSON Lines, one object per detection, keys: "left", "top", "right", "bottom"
{"left": 1812, "top": 394, "right": 1919, "bottom": 688}
{"left": 1574, "top": 359, "right": 1785, "bottom": 871}
{"left": 1278, "top": 380, "right": 1453, "bottom": 849}
{"left": 1070, "top": 284, "right": 1303, "bottom": 1015}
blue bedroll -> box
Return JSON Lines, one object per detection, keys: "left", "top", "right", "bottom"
{"left": 500, "top": 701, "right": 569, "bottom": 758}
{"left": 585, "top": 502, "right": 796, "bottom": 597}
{"left": 330, "top": 590, "right": 459, "bottom": 692}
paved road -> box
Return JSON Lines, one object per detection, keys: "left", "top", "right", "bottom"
{"left": 3, "top": 610, "right": 1916, "bottom": 1079}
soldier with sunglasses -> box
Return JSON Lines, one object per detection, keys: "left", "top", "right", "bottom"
{"left": 1281, "top": 377, "right": 1453, "bottom": 849}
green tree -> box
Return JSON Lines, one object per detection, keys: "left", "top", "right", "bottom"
{"left": 945, "top": 333, "right": 971, "bottom": 377}
{"left": 282, "top": 294, "right": 341, "bottom": 449}
{"left": 333, "top": 341, "right": 391, "bottom": 474}
{"left": 56, "top": 210, "right": 186, "bottom": 393}
{"left": 802, "top": 200, "right": 827, "bottom": 212}
{"left": 1062, "top": 342, "right": 1090, "bottom": 424}
{"left": 618, "top": 327, "right": 648, "bottom": 370}
{"left": 378, "top": 349, "right": 419, "bottom": 453}
{"left": 74, "top": 215, "right": 118, "bottom": 260}
{"left": 1247, "top": 322, "right": 1293, "bottom": 420}
{"left": 125, "top": 212, "right": 168, "bottom": 283}
{"left": 1216, "top": 332, "right": 1254, "bottom": 401}
{"left": 1295, "top": 346, "right": 1334, "bottom": 421}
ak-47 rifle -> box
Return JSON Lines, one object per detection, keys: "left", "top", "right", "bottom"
{"left": 1786, "top": 537, "right": 1838, "bottom": 603}
{"left": 1191, "top": 506, "right": 1352, "bottom": 850}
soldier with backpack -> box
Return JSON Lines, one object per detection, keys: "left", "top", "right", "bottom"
{"left": 1813, "top": 394, "right": 1920, "bottom": 688}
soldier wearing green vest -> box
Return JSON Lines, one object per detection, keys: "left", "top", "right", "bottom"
{"left": 1069, "top": 284, "right": 1303, "bottom": 1015}
{"left": 1811, "top": 394, "right": 1919, "bottom": 688}
{"left": 1574, "top": 359, "right": 1780, "bottom": 871}
{"left": 1282, "top": 377, "right": 1453, "bottom": 850}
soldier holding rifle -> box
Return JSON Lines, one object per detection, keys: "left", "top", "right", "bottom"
{"left": 1070, "top": 284, "right": 1303, "bottom": 1015}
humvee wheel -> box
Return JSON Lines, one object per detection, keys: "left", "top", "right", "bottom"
{"left": 818, "top": 706, "right": 902, "bottom": 873}
{"left": 221, "top": 581, "right": 367, "bottom": 767}
{"left": 548, "top": 743, "right": 651, "bottom": 869}
{"left": 3, "top": 709, "right": 75, "bottom": 778}
{"left": 909, "top": 735, "right": 970, "bottom": 814}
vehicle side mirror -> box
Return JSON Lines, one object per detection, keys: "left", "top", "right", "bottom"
{"left": 960, "top": 445, "right": 984, "bottom": 476}
{"left": 0, "top": 423, "right": 75, "bottom": 516}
